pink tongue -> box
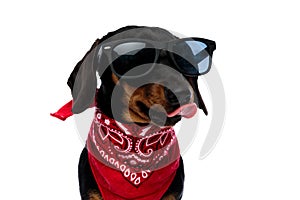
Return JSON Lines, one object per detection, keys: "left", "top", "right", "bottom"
{"left": 167, "top": 103, "right": 197, "bottom": 118}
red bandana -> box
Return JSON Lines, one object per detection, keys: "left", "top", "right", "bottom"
{"left": 51, "top": 102, "right": 181, "bottom": 199}
{"left": 87, "top": 110, "right": 180, "bottom": 200}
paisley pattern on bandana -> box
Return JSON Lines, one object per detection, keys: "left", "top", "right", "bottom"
{"left": 87, "top": 109, "right": 180, "bottom": 187}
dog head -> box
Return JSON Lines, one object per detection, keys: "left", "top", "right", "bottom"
{"left": 67, "top": 26, "right": 215, "bottom": 127}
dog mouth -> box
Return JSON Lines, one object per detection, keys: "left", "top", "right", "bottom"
{"left": 133, "top": 101, "right": 197, "bottom": 126}
{"left": 164, "top": 103, "right": 197, "bottom": 126}
{"left": 166, "top": 103, "right": 197, "bottom": 119}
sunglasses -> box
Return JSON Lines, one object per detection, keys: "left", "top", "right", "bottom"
{"left": 99, "top": 37, "right": 216, "bottom": 78}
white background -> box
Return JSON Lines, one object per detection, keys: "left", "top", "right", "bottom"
{"left": 1, "top": 0, "right": 300, "bottom": 199}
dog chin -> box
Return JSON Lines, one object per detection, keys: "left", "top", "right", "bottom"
{"left": 152, "top": 103, "right": 197, "bottom": 127}
{"left": 164, "top": 115, "right": 182, "bottom": 127}
{"left": 150, "top": 115, "right": 182, "bottom": 127}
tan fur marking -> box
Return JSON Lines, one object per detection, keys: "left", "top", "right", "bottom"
{"left": 161, "top": 194, "right": 176, "bottom": 200}
{"left": 111, "top": 73, "right": 119, "bottom": 85}
{"left": 88, "top": 189, "right": 102, "bottom": 200}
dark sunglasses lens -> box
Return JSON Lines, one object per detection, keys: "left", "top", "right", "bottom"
{"left": 173, "top": 40, "right": 211, "bottom": 75}
{"left": 111, "top": 42, "right": 156, "bottom": 76}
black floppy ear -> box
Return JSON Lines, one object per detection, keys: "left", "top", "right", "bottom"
{"left": 67, "top": 39, "right": 101, "bottom": 114}
{"left": 186, "top": 77, "right": 208, "bottom": 115}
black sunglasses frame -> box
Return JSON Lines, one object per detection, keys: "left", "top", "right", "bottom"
{"left": 100, "top": 37, "right": 216, "bottom": 78}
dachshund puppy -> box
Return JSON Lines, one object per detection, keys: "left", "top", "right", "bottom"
{"left": 66, "top": 26, "right": 215, "bottom": 200}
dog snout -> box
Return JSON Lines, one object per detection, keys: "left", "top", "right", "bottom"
{"left": 164, "top": 87, "right": 191, "bottom": 106}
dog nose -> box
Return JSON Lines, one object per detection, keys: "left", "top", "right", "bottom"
{"left": 164, "top": 88, "right": 191, "bottom": 106}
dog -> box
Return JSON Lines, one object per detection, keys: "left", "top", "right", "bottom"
{"left": 61, "top": 26, "right": 215, "bottom": 200}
